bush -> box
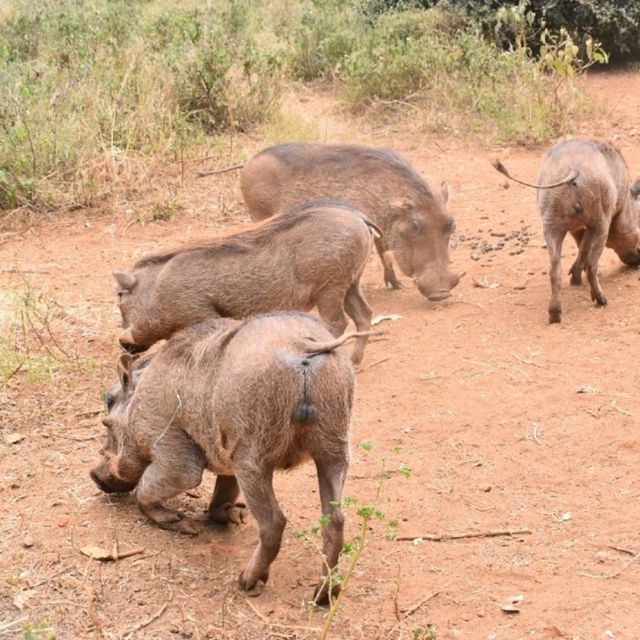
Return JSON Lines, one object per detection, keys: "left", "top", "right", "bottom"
{"left": 0, "top": 0, "right": 284, "bottom": 211}
{"left": 443, "top": 0, "right": 640, "bottom": 63}
{"left": 340, "top": 7, "right": 594, "bottom": 142}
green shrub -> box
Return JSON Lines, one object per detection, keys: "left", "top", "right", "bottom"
{"left": 0, "top": 0, "right": 284, "bottom": 211}
{"left": 341, "top": 7, "right": 593, "bottom": 142}
{"left": 443, "top": 0, "right": 640, "bottom": 63}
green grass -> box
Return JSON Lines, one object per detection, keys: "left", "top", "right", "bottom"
{"left": 0, "top": 285, "right": 69, "bottom": 388}
{"left": 0, "top": 0, "right": 603, "bottom": 213}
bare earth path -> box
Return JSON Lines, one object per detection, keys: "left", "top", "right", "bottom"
{"left": 1, "top": 71, "right": 640, "bottom": 640}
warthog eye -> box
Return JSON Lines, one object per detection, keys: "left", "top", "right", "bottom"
{"left": 410, "top": 218, "right": 422, "bottom": 234}
{"left": 105, "top": 391, "right": 116, "bottom": 412}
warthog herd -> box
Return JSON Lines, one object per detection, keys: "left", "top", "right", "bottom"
{"left": 91, "top": 138, "right": 640, "bottom": 602}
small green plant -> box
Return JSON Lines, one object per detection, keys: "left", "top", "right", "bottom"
{"left": 22, "top": 618, "right": 56, "bottom": 640}
{"left": 293, "top": 440, "right": 411, "bottom": 639}
{"left": 413, "top": 625, "right": 438, "bottom": 640}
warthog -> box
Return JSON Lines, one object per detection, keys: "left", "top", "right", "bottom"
{"left": 113, "top": 200, "right": 378, "bottom": 364}
{"left": 90, "top": 313, "right": 358, "bottom": 603}
{"left": 494, "top": 139, "right": 640, "bottom": 323}
{"left": 229, "top": 143, "right": 462, "bottom": 300}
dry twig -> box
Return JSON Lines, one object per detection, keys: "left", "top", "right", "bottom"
{"left": 121, "top": 603, "right": 168, "bottom": 637}
{"left": 395, "top": 528, "right": 532, "bottom": 542}
{"left": 402, "top": 591, "right": 440, "bottom": 617}
{"left": 357, "top": 355, "right": 391, "bottom": 374}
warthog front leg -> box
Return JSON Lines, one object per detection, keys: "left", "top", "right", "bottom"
{"left": 343, "top": 281, "right": 373, "bottom": 365}
{"left": 584, "top": 222, "right": 609, "bottom": 307}
{"left": 235, "top": 464, "right": 286, "bottom": 592}
{"left": 135, "top": 436, "right": 206, "bottom": 535}
{"left": 544, "top": 227, "right": 566, "bottom": 324}
{"left": 374, "top": 236, "right": 402, "bottom": 289}
{"left": 312, "top": 455, "right": 348, "bottom": 606}
{"left": 207, "top": 475, "right": 247, "bottom": 525}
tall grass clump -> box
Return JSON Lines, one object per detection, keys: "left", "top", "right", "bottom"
{"left": 0, "top": 0, "right": 284, "bottom": 212}
{"left": 340, "top": 6, "right": 605, "bottom": 141}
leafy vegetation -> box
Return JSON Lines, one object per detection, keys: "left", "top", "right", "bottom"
{"left": 0, "top": 0, "right": 613, "bottom": 213}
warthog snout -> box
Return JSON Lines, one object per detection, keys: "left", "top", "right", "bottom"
{"left": 415, "top": 270, "right": 462, "bottom": 301}
{"left": 89, "top": 466, "right": 137, "bottom": 494}
{"left": 118, "top": 329, "right": 147, "bottom": 354}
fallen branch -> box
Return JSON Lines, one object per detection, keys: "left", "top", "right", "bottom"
{"left": 395, "top": 528, "right": 532, "bottom": 542}
{"left": 401, "top": 591, "right": 440, "bottom": 618}
{"left": 122, "top": 603, "right": 168, "bottom": 636}
{"left": 606, "top": 544, "right": 638, "bottom": 557}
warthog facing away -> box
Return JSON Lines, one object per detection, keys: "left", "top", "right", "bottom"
{"left": 495, "top": 139, "right": 640, "bottom": 323}
{"left": 236, "top": 143, "right": 462, "bottom": 300}
{"left": 90, "top": 313, "right": 358, "bottom": 603}
{"left": 113, "top": 200, "right": 378, "bottom": 364}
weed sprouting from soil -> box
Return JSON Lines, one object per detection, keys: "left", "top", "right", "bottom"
{"left": 292, "top": 440, "right": 412, "bottom": 638}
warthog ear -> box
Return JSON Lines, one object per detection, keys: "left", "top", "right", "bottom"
{"left": 440, "top": 180, "right": 450, "bottom": 206}
{"left": 113, "top": 270, "right": 137, "bottom": 291}
{"left": 630, "top": 179, "right": 640, "bottom": 200}
{"left": 117, "top": 354, "right": 135, "bottom": 393}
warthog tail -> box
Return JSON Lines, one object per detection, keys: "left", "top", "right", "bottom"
{"left": 491, "top": 159, "right": 578, "bottom": 189}
{"left": 299, "top": 330, "right": 382, "bottom": 356}
{"left": 291, "top": 330, "right": 381, "bottom": 424}
{"left": 196, "top": 163, "right": 244, "bottom": 178}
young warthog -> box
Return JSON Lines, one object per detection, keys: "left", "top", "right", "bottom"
{"left": 234, "top": 143, "right": 462, "bottom": 300}
{"left": 90, "top": 313, "right": 359, "bottom": 603}
{"left": 113, "top": 200, "right": 378, "bottom": 363}
{"left": 495, "top": 139, "right": 640, "bottom": 323}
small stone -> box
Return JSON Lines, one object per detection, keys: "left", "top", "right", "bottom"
{"left": 23, "top": 534, "right": 34, "bottom": 548}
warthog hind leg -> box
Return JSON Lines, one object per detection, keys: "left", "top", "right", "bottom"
{"left": 235, "top": 464, "right": 286, "bottom": 592}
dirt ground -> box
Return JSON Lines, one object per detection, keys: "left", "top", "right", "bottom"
{"left": 1, "top": 71, "right": 640, "bottom": 640}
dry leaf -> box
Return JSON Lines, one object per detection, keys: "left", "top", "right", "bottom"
{"left": 576, "top": 385, "right": 599, "bottom": 394}
{"left": 80, "top": 545, "right": 112, "bottom": 560}
{"left": 544, "top": 624, "right": 568, "bottom": 638}
{"left": 500, "top": 594, "right": 524, "bottom": 613}
{"left": 4, "top": 432, "right": 24, "bottom": 444}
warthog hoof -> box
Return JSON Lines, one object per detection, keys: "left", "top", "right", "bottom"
{"left": 207, "top": 501, "right": 248, "bottom": 525}
{"left": 239, "top": 571, "right": 269, "bottom": 593}
{"left": 313, "top": 580, "right": 341, "bottom": 607}
{"left": 591, "top": 292, "right": 607, "bottom": 306}
{"left": 140, "top": 504, "right": 200, "bottom": 535}
{"left": 385, "top": 275, "right": 403, "bottom": 290}
{"left": 548, "top": 309, "right": 562, "bottom": 324}
{"left": 569, "top": 270, "right": 582, "bottom": 286}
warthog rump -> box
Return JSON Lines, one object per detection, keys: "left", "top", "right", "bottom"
{"left": 90, "top": 313, "right": 358, "bottom": 604}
